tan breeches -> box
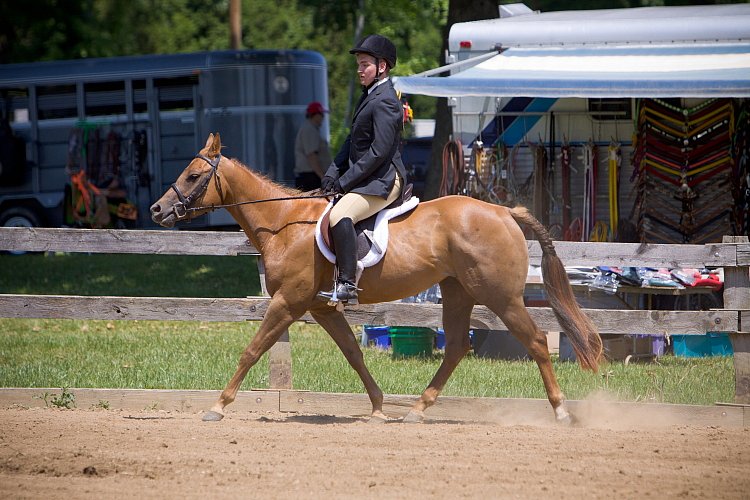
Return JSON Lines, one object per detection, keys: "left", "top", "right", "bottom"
{"left": 329, "top": 175, "right": 402, "bottom": 227}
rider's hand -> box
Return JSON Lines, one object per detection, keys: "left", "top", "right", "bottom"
{"left": 332, "top": 179, "right": 342, "bottom": 194}
{"left": 321, "top": 175, "right": 336, "bottom": 193}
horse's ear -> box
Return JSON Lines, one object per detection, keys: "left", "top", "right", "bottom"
{"left": 203, "top": 133, "right": 222, "bottom": 155}
{"left": 208, "top": 133, "right": 222, "bottom": 156}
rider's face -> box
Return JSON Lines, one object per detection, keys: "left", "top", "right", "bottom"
{"left": 356, "top": 53, "right": 381, "bottom": 87}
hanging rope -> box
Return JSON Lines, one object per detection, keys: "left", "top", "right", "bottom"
{"left": 565, "top": 217, "right": 582, "bottom": 242}
{"left": 590, "top": 220, "right": 609, "bottom": 242}
{"left": 608, "top": 141, "right": 621, "bottom": 241}
{"left": 440, "top": 139, "right": 465, "bottom": 197}
{"left": 582, "top": 141, "right": 597, "bottom": 241}
{"left": 532, "top": 143, "right": 548, "bottom": 225}
{"left": 561, "top": 140, "right": 572, "bottom": 237}
{"left": 492, "top": 141, "right": 511, "bottom": 204}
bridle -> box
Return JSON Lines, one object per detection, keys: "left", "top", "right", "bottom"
{"left": 170, "top": 153, "right": 223, "bottom": 220}
{"left": 169, "top": 153, "right": 331, "bottom": 220}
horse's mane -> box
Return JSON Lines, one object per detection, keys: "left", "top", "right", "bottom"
{"left": 229, "top": 157, "right": 304, "bottom": 196}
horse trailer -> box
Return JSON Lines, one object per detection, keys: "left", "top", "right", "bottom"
{"left": 0, "top": 49, "right": 329, "bottom": 229}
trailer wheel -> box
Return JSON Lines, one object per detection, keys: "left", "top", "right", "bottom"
{"left": 0, "top": 206, "right": 40, "bottom": 228}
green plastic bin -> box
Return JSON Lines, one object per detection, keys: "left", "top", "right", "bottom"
{"left": 389, "top": 327, "right": 435, "bottom": 358}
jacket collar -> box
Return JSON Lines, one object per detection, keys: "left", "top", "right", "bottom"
{"left": 367, "top": 76, "right": 390, "bottom": 95}
{"left": 353, "top": 79, "right": 391, "bottom": 122}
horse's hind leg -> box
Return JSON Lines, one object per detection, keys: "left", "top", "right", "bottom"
{"left": 311, "top": 307, "right": 388, "bottom": 422}
{"left": 490, "top": 297, "right": 571, "bottom": 423}
{"left": 204, "top": 296, "right": 298, "bottom": 421}
{"left": 404, "top": 277, "right": 474, "bottom": 423}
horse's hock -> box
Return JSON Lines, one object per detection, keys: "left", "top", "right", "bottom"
{"left": 0, "top": 227, "right": 748, "bottom": 407}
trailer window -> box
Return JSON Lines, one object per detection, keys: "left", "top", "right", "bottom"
{"left": 84, "top": 81, "right": 126, "bottom": 117}
{"left": 133, "top": 79, "right": 147, "bottom": 114}
{"left": 0, "top": 88, "right": 29, "bottom": 123}
{"left": 155, "top": 76, "right": 197, "bottom": 111}
{"left": 588, "top": 98, "right": 632, "bottom": 121}
{"left": 37, "top": 84, "right": 77, "bottom": 120}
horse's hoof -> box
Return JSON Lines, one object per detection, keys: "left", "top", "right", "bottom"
{"left": 368, "top": 415, "right": 387, "bottom": 425}
{"left": 555, "top": 413, "right": 577, "bottom": 426}
{"left": 368, "top": 411, "right": 394, "bottom": 424}
{"left": 202, "top": 410, "right": 225, "bottom": 422}
{"left": 403, "top": 410, "right": 424, "bottom": 424}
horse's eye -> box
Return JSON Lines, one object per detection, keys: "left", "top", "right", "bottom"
{"left": 188, "top": 173, "right": 201, "bottom": 181}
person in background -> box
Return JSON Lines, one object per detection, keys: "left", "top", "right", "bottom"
{"left": 317, "top": 34, "right": 407, "bottom": 305}
{"left": 294, "top": 101, "right": 331, "bottom": 191}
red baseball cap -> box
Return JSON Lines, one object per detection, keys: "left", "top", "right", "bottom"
{"left": 306, "top": 102, "right": 328, "bottom": 116}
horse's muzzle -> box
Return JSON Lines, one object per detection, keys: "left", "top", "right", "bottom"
{"left": 150, "top": 201, "right": 179, "bottom": 228}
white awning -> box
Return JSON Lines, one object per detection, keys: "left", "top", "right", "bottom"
{"left": 394, "top": 43, "right": 750, "bottom": 98}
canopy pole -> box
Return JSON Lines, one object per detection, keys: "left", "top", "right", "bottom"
{"left": 407, "top": 48, "right": 502, "bottom": 78}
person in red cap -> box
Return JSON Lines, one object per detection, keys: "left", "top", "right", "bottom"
{"left": 317, "top": 34, "right": 407, "bottom": 306}
{"left": 294, "top": 101, "right": 331, "bottom": 191}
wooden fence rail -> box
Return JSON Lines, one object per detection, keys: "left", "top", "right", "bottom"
{"left": 0, "top": 227, "right": 748, "bottom": 402}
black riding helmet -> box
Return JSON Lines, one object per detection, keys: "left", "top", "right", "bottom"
{"left": 349, "top": 34, "right": 397, "bottom": 69}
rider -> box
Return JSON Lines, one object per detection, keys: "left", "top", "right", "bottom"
{"left": 318, "top": 34, "right": 407, "bottom": 305}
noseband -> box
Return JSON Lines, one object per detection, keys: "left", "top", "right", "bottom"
{"left": 170, "top": 153, "right": 223, "bottom": 219}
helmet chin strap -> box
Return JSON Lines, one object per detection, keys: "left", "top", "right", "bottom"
{"left": 364, "top": 58, "right": 383, "bottom": 90}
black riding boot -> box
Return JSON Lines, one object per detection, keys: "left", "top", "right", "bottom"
{"left": 317, "top": 217, "right": 359, "bottom": 305}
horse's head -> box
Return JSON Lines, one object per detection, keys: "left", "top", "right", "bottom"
{"left": 150, "top": 133, "right": 225, "bottom": 227}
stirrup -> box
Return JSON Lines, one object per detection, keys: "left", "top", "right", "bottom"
{"left": 317, "top": 281, "right": 359, "bottom": 307}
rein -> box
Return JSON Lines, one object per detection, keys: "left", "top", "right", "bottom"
{"left": 172, "top": 154, "right": 331, "bottom": 218}
{"left": 185, "top": 193, "right": 332, "bottom": 213}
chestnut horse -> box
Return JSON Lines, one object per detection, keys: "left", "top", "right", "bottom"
{"left": 151, "top": 133, "right": 602, "bottom": 423}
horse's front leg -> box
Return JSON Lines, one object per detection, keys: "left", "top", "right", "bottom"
{"left": 203, "top": 295, "right": 299, "bottom": 421}
{"left": 310, "top": 306, "right": 389, "bottom": 423}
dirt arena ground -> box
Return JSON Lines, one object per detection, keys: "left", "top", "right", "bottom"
{"left": 0, "top": 406, "right": 748, "bottom": 499}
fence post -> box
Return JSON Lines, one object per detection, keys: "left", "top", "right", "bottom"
{"left": 723, "top": 236, "right": 750, "bottom": 404}
{"left": 257, "top": 258, "right": 292, "bottom": 390}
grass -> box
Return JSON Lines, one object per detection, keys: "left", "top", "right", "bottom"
{"left": 0, "top": 318, "right": 269, "bottom": 390}
{"left": 0, "top": 318, "right": 734, "bottom": 405}
{"left": 0, "top": 253, "right": 261, "bottom": 297}
{"left": 0, "top": 253, "right": 736, "bottom": 406}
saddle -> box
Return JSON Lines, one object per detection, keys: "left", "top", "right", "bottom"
{"left": 315, "top": 183, "right": 418, "bottom": 273}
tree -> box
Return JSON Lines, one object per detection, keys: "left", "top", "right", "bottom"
{"left": 230, "top": 0, "right": 242, "bottom": 49}
{"left": 0, "top": 0, "right": 96, "bottom": 63}
{"left": 0, "top": 0, "right": 231, "bottom": 63}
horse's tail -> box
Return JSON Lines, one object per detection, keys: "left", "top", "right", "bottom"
{"left": 510, "top": 206, "right": 603, "bottom": 372}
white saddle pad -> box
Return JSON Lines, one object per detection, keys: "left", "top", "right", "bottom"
{"left": 315, "top": 196, "right": 419, "bottom": 269}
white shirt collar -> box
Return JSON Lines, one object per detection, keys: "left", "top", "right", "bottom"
{"left": 367, "top": 76, "right": 390, "bottom": 95}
